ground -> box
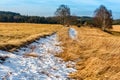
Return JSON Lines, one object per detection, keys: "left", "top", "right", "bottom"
{"left": 57, "top": 26, "right": 120, "bottom": 80}
{"left": 0, "top": 23, "right": 62, "bottom": 51}
{"left": 0, "top": 33, "right": 76, "bottom": 80}
{"left": 0, "top": 23, "right": 120, "bottom": 80}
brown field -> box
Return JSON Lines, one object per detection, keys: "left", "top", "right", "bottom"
{"left": 1, "top": 23, "right": 120, "bottom": 80}
{"left": 57, "top": 25, "right": 120, "bottom": 80}
{"left": 112, "top": 25, "right": 120, "bottom": 31}
{"left": 0, "top": 23, "right": 63, "bottom": 51}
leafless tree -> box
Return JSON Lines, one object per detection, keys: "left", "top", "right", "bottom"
{"left": 94, "top": 5, "right": 113, "bottom": 31}
{"left": 55, "top": 4, "right": 71, "bottom": 26}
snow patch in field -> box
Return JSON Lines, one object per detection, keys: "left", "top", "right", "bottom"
{"left": 0, "top": 34, "right": 76, "bottom": 80}
{"left": 69, "top": 28, "right": 77, "bottom": 40}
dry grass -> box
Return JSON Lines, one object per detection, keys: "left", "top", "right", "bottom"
{"left": 112, "top": 25, "right": 120, "bottom": 31}
{"left": 1, "top": 23, "right": 120, "bottom": 80}
{"left": 23, "top": 52, "right": 39, "bottom": 57}
{"left": 0, "top": 23, "right": 63, "bottom": 51}
{"left": 57, "top": 26, "right": 120, "bottom": 80}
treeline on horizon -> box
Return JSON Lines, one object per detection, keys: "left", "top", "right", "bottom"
{"left": 0, "top": 11, "right": 94, "bottom": 25}
{"left": 0, "top": 9, "right": 120, "bottom": 26}
{"left": 0, "top": 11, "right": 59, "bottom": 24}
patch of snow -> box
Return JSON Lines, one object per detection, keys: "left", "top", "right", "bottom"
{"left": 69, "top": 28, "right": 77, "bottom": 40}
{"left": 0, "top": 34, "right": 76, "bottom": 80}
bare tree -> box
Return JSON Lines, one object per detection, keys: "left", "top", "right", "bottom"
{"left": 94, "top": 5, "right": 113, "bottom": 31}
{"left": 55, "top": 4, "right": 71, "bottom": 26}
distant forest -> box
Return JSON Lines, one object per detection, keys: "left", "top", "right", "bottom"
{"left": 0, "top": 11, "right": 59, "bottom": 24}
{"left": 0, "top": 11, "right": 119, "bottom": 25}
{"left": 0, "top": 11, "right": 93, "bottom": 25}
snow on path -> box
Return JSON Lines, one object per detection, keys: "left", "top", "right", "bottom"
{"left": 0, "top": 34, "right": 76, "bottom": 80}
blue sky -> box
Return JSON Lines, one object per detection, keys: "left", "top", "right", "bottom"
{"left": 0, "top": 0, "right": 120, "bottom": 19}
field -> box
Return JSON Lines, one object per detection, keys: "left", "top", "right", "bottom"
{"left": 112, "top": 25, "right": 120, "bottom": 31}
{"left": 57, "top": 25, "right": 120, "bottom": 80}
{"left": 1, "top": 23, "right": 120, "bottom": 80}
{"left": 0, "top": 23, "right": 63, "bottom": 51}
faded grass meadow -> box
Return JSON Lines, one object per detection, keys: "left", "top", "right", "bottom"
{"left": 0, "top": 23, "right": 63, "bottom": 51}
{"left": 1, "top": 23, "right": 120, "bottom": 79}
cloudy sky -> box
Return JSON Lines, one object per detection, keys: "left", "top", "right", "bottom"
{"left": 0, "top": 0, "right": 120, "bottom": 19}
